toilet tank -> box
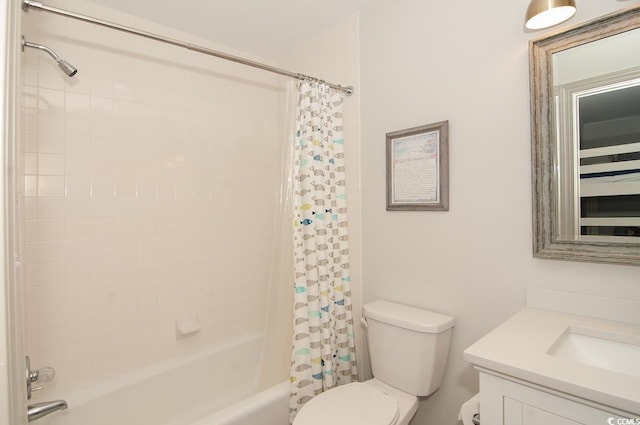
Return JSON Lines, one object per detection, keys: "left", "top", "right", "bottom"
{"left": 363, "top": 300, "right": 455, "bottom": 397}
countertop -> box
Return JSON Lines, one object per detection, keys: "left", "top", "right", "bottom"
{"left": 464, "top": 308, "right": 640, "bottom": 415}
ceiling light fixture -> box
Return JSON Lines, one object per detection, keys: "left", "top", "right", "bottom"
{"left": 525, "top": 0, "right": 577, "bottom": 30}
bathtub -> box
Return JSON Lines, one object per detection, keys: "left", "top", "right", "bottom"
{"left": 42, "top": 332, "right": 289, "bottom": 425}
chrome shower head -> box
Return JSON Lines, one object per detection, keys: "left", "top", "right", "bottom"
{"left": 22, "top": 36, "right": 78, "bottom": 77}
{"left": 57, "top": 59, "right": 77, "bottom": 77}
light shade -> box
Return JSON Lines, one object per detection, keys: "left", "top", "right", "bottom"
{"left": 525, "top": 0, "right": 577, "bottom": 30}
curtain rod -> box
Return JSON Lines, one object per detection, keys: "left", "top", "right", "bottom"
{"left": 21, "top": 0, "right": 354, "bottom": 96}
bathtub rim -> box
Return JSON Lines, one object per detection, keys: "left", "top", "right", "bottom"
{"left": 189, "top": 380, "right": 289, "bottom": 425}
{"left": 41, "top": 331, "right": 265, "bottom": 408}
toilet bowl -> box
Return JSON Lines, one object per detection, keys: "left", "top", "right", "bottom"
{"left": 292, "top": 300, "right": 455, "bottom": 425}
{"left": 292, "top": 378, "right": 418, "bottom": 425}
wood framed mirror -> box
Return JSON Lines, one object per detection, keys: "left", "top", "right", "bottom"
{"left": 530, "top": 5, "right": 640, "bottom": 265}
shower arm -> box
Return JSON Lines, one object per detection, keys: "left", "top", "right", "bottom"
{"left": 21, "top": 0, "right": 353, "bottom": 95}
{"left": 21, "top": 36, "right": 78, "bottom": 77}
{"left": 22, "top": 37, "right": 62, "bottom": 63}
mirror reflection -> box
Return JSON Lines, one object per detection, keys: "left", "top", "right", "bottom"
{"left": 530, "top": 5, "right": 640, "bottom": 265}
{"left": 552, "top": 28, "right": 640, "bottom": 242}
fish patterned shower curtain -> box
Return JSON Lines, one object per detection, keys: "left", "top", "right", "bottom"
{"left": 289, "top": 80, "right": 357, "bottom": 422}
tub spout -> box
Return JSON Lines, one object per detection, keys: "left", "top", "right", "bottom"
{"left": 27, "top": 400, "right": 68, "bottom": 422}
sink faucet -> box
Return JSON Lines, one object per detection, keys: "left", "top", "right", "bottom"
{"left": 27, "top": 400, "right": 68, "bottom": 422}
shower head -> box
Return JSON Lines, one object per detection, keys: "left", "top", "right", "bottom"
{"left": 57, "top": 59, "right": 77, "bottom": 77}
{"left": 22, "top": 36, "right": 78, "bottom": 77}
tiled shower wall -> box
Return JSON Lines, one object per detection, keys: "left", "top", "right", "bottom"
{"left": 20, "top": 0, "right": 283, "bottom": 393}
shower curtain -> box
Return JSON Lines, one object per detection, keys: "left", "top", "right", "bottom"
{"left": 289, "top": 80, "right": 357, "bottom": 422}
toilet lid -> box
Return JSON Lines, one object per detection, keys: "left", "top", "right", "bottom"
{"left": 293, "top": 382, "right": 399, "bottom": 425}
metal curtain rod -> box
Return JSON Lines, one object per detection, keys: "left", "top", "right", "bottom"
{"left": 22, "top": 0, "right": 354, "bottom": 96}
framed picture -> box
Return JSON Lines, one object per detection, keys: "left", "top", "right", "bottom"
{"left": 386, "top": 121, "right": 449, "bottom": 211}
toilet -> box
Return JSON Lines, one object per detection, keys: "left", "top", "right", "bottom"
{"left": 293, "top": 300, "right": 455, "bottom": 425}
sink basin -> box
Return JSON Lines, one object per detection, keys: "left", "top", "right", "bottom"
{"left": 548, "top": 326, "right": 640, "bottom": 378}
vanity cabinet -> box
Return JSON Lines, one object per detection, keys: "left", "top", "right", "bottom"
{"left": 479, "top": 372, "right": 633, "bottom": 425}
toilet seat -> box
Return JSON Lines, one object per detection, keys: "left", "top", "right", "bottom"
{"left": 293, "top": 382, "right": 399, "bottom": 425}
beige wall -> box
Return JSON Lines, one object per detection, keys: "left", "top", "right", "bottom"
{"left": 20, "top": 0, "right": 283, "bottom": 395}
{"left": 359, "top": 1, "right": 640, "bottom": 424}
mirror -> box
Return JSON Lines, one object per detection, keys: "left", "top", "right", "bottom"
{"left": 530, "top": 5, "right": 640, "bottom": 265}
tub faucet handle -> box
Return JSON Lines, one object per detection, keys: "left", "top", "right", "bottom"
{"left": 26, "top": 356, "right": 56, "bottom": 399}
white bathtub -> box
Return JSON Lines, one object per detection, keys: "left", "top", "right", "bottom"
{"left": 42, "top": 332, "right": 289, "bottom": 425}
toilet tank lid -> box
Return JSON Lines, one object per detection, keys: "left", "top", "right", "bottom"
{"left": 364, "top": 301, "right": 455, "bottom": 333}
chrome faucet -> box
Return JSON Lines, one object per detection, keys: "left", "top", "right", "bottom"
{"left": 25, "top": 356, "right": 68, "bottom": 421}
{"left": 27, "top": 400, "right": 68, "bottom": 422}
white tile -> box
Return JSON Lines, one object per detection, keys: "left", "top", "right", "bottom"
{"left": 90, "top": 96, "right": 114, "bottom": 115}
{"left": 91, "top": 76, "right": 114, "bottom": 98}
{"left": 136, "top": 234, "right": 156, "bottom": 252}
{"left": 64, "top": 261, "right": 92, "bottom": 283}
{"left": 114, "top": 253, "right": 137, "bottom": 276}
{"left": 138, "top": 341, "right": 159, "bottom": 367}
{"left": 37, "top": 198, "right": 65, "bottom": 219}
{"left": 91, "top": 115, "right": 115, "bottom": 137}
{"left": 113, "top": 100, "right": 136, "bottom": 118}
{"left": 135, "top": 85, "right": 156, "bottom": 105}
{"left": 39, "top": 327, "right": 68, "bottom": 352}
{"left": 91, "top": 257, "right": 115, "bottom": 278}
{"left": 90, "top": 237, "right": 117, "bottom": 258}
{"left": 136, "top": 159, "right": 157, "bottom": 179}
{"left": 91, "top": 157, "right": 115, "bottom": 178}
{"left": 32, "top": 261, "right": 67, "bottom": 286}
{"left": 38, "top": 63, "right": 66, "bottom": 92}
{"left": 65, "top": 134, "right": 90, "bottom": 156}
{"left": 23, "top": 128, "right": 38, "bottom": 153}
{"left": 24, "top": 175, "right": 37, "bottom": 197}
{"left": 135, "top": 179, "right": 156, "bottom": 199}
{"left": 115, "top": 179, "right": 136, "bottom": 197}
{"left": 65, "top": 176, "right": 91, "bottom": 198}
{"left": 39, "top": 305, "right": 69, "bottom": 329}
{"left": 38, "top": 176, "right": 65, "bottom": 197}
{"left": 114, "top": 81, "right": 136, "bottom": 102}
{"left": 24, "top": 153, "right": 38, "bottom": 174}
{"left": 38, "top": 88, "right": 65, "bottom": 113}
{"left": 65, "top": 217, "right": 91, "bottom": 240}
{"left": 21, "top": 7, "right": 289, "bottom": 390}
{"left": 24, "top": 220, "right": 38, "bottom": 243}
{"left": 38, "top": 131, "right": 65, "bottom": 154}
{"left": 37, "top": 219, "right": 65, "bottom": 242}
{"left": 156, "top": 198, "right": 177, "bottom": 215}
{"left": 64, "top": 239, "right": 93, "bottom": 262}
{"left": 91, "top": 178, "right": 115, "bottom": 197}
{"left": 91, "top": 217, "right": 115, "bottom": 238}
{"left": 114, "top": 158, "right": 136, "bottom": 178}
{"left": 66, "top": 114, "right": 91, "bottom": 135}
{"left": 66, "top": 73, "right": 91, "bottom": 96}
{"left": 36, "top": 284, "right": 67, "bottom": 308}
{"left": 113, "top": 216, "right": 137, "bottom": 235}
{"left": 91, "top": 136, "right": 115, "bottom": 157}
{"left": 113, "top": 197, "right": 137, "bottom": 217}
{"left": 22, "top": 86, "right": 38, "bottom": 109}
{"left": 38, "top": 153, "right": 65, "bottom": 175}
{"left": 138, "top": 309, "right": 158, "bottom": 329}
{"left": 65, "top": 93, "right": 91, "bottom": 114}
{"left": 23, "top": 63, "right": 38, "bottom": 87}
{"left": 112, "top": 236, "right": 136, "bottom": 257}
{"left": 135, "top": 140, "right": 158, "bottom": 161}
{"left": 136, "top": 251, "right": 158, "bottom": 272}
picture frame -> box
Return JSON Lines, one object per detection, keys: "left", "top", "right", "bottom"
{"left": 386, "top": 121, "right": 449, "bottom": 211}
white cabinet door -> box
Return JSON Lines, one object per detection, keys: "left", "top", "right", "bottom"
{"left": 478, "top": 372, "right": 634, "bottom": 425}
{"left": 523, "top": 404, "right": 582, "bottom": 425}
